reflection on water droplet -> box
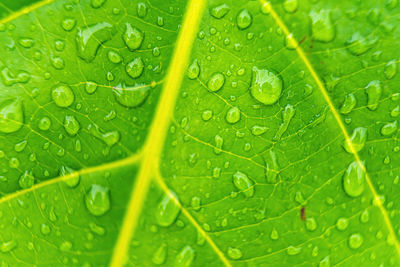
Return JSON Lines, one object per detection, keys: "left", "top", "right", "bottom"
{"left": 343, "top": 161, "right": 365, "bottom": 197}
{"left": 85, "top": 184, "right": 110, "bottom": 216}
{"left": 0, "top": 98, "right": 24, "bottom": 133}
{"left": 155, "top": 191, "right": 180, "bottom": 227}
{"left": 250, "top": 67, "right": 282, "bottom": 105}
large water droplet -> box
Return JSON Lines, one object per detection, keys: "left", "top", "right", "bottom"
{"left": 343, "top": 127, "right": 367, "bottom": 153}
{"left": 152, "top": 243, "right": 167, "bottom": 265}
{"left": 155, "top": 191, "right": 180, "bottom": 227}
{"left": 61, "top": 18, "right": 76, "bottom": 31}
{"left": 336, "top": 217, "right": 349, "bottom": 231}
{"left": 76, "top": 22, "right": 114, "bottom": 62}
{"left": 64, "top": 115, "right": 80, "bottom": 136}
{"left": 0, "top": 98, "right": 24, "bottom": 133}
{"left": 123, "top": 23, "right": 144, "bottom": 51}
{"left": 340, "top": 93, "right": 356, "bottom": 114}
{"left": 226, "top": 106, "right": 241, "bottom": 124}
{"left": 365, "top": 80, "right": 382, "bottom": 110}
{"left": 343, "top": 161, "right": 365, "bottom": 197}
{"left": 113, "top": 82, "right": 150, "bottom": 108}
{"left": 348, "top": 233, "right": 363, "bottom": 249}
{"left": 175, "top": 245, "right": 195, "bottom": 267}
{"left": 250, "top": 67, "right": 282, "bottom": 105}
{"left": 87, "top": 124, "right": 120, "bottom": 147}
{"left": 125, "top": 57, "right": 144, "bottom": 78}
{"left": 207, "top": 73, "right": 225, "bottom": 92}
{"left": 346, "top": 32, "right": 377, "bottom": 56}
{"left": 19, "top": 171, "right": 34, "bottom": 189}
{"left": 232, "top": 171, "right": 254, "bottom": 197}
{"left": 210, "top": 4, "right": 230, "bottom": 19}
{"left": 236, "top": 9, "right": 252, "bottom": 30}
{"left": 251, "top": 125, "right": 268, "bottom": 136}
{"left": 85, "top": 184, "right": 110, "bottom": 216}
{"left": 309, "top": 9, "right": 335, "bottom": 42}
{"left": 52, "top": 84, "right": 74, "bottom": 107}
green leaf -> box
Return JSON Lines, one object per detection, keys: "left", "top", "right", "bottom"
{"left": 0, "top": 0, "right": 400, "bottom": 266}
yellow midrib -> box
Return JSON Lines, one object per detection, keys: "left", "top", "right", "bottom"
{"left": 0, "top": 0, "right": 55, "bottom": 24}
{"left": 259, "top": 0, "right": 400, "bottom": 256}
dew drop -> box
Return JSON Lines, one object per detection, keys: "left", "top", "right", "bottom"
{"left": 207, "top": 73, "right": 225, "bottom": 92}
{"left": 40, "top": 224, "right": 51, "bottom": 235}
{"left": 343, "top": 161, "right": 365, "bottom": 197}
{"left": 343, "top": 127, "right": 367, "bottom": 153}
{"left": 251, "top": 125, "right": 268, "bottom": 136}
{"left": 76, "top": 22, "right": 114, "bottom": 62}
{"left": 90, "top": 0, "right": 106, "bottom": 8}
{"left": 52, "top": 84, "right": 74, "bottom": 107}
{"left": 287, "top": 245, "right": 302, "bottom": 255}
{"left": 155, "top": 191, "right": 180, "bottom": 227}
{"left": 14, "top": 140, "right": 27, "bottom": 152}
{"left": 274, "top": 104, "right": 295, "bottom": 140}
{"left": 152, "top": 243, "right": 167, "bottom": 265}
{"left": 85, "top": 81, "right": 98, "bottom": 94}
{"left": 19, "top": 38, "right": 34, "bottom": 48}
{"left": 60, "top": 165, "right": 80, "bottom": 188}
{"left": 123, "top": 23, "right": 144, "bottom": 51}
{"left": 187, "top": 59, "right": 200, "bottom": 79}
{"left": 348, "top": 233, "right": 363, "bottom": 249}
{"left": 125, "top": 57, "right": 144, "bottom": 79}
{"left": 391, "top": 105, "right": 400, "bottom": 117}
{"left": 210, "top": 4, "right": 230, "bottom": 19}
{"left": 309, "top": 9, "right": 335, "bottom": 42}
{"left": 381, "top": 120, "right": 398, "bottom": 136}
{"left": 0, "top": 98, "right": 24, "bottom": 133}
{"left": 305, "top": 217, "right": 317, "bottom": 231}
{"left": 265, "top": 150, "right": 279, "bottom": 183}
{"left": 319, "top": 256, "right": 331, "bottom": 267}
{"left": 365, "top": 80, "right": 382, "bottom": 110}
{"left": 270, "top": 228, "right": 279, "bottom": 240}
{"left": 113, "top": 82, "right": 150, "bottom": 108}
{"left": 85, "top": 184, "right": 110, "bottom": 216}
{"left": 38, "top": 116, "right": 51, "bottom": 131}
{"left": 236, "top": 9, "right": 252, "bottom": 30}
{"left": 191, "top": 196, "right": 201, "bottom": 211}
{"left": 232, "top": 171, "right": 254, "bottom": 197}
{"left": 87, "top": 124, "right": 120, "bottom": 147}
{"left": 19, "top": 171, "right": 35, "bottom": 189}
{"left": 340, "top": 93, "right": 356, "bottom": 114}
{"left": 250, "top": 67, "right": 282, "bottom": 105}
{"left": 226, "top": 106, "right": 241, "bottom": 124}
{"left": 0, "top": 240, "right": 17, "bottom": 253}
{"left": 107, "top": 50, "right": 122, "bottom": 64}
{"left": 385, "top": 60, "right": 397, "bottom": 79}
{"left": 137, "top": 2, "right": 147, "bottom": 18}
{"left": 201, "top": 110, "right": 212, "bottom": 121}
{"left": 175, "top": 245, "right": 195, "bottom": 267}
{"left": 51, "top": 56, "right": 65, "bottom": 70}
{"left": 227, "top": 247, "right": 242, "bottom": 260}
{"left": 214, "top": 134, "right": 223, "bottom": 154}
{"left": 61, "top": 18, "right": 76, "bottom": 31}
{"left": 64, "top": 115, "right": 80, "bottom": 136}
{"left": 346, "top": 32, "right": 377, "bottom": 56}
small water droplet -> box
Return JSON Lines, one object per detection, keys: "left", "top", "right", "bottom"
{"left": 270, "top": 228, "right": 279, "bottom": 240}
{"left": 236, "top": 9, "right": 252, "bottom": 30}
{"left": 155, "top": 191, "right": 180, "bottom": 227}
{"left": 232, "top": 171, "right": 254, "bottom": 197}
{"left": 191, "top": 196, "right": 201, "bottom": 211}
{"left": 0, "top": 98, "right": 24, "bottom": 133}
{"left": 381, "top": 120, "right": 398, "bottom": 136}
{"left": 227, "top": 247, "right": 242, "bottom": 259}
{"left": 287, "top": 245, "right": 302, "bottom": 255}
{"left": 85, "top": 184, "right": 110, "bottom": 216}
{"left": 40, "top": 224, "right": 51, "bottom": 235}
{"left": 187, "top": 59, "right": 200, "bottom": 79}
{"left": 319, "top": 256, "right": 331, "bottom": 267}
{"left": 113, "top": 82, "right": 150, "bottom": 108}
{"left": 214, "top": 134, "right": 223, "bottom": 154}
{"left": 343, "top": 127, "right": 367, "bottom": 153}
{"left": 306, "top": 217, "right": 317, "bottom": 231}
{"left": 251, "top": 125, "right": 268, "bottom": 136}
{"left": 61, "top": 18, "right": 76, "bottom": 31}
{"left": 123, "top": 23, "right": 144, "bottom": 51}
{"left": 265, "top": 150, "right": 279, "bottom": 183}
{"left": 152, "top": 243, "right": 167, "bottom": 265}
{"left": 0, "top": 240, "right": 17, "bottom": 253}
{"left": 60, "top": 166, "right": 80, "bottom": 187}
{"left": 19, "top": 171, "right": 35, "bottom": 189}
{"left": 175, "top": 245, "right": 195, "bottom": 267}
{"left": 137, "top": 2, "right": 147, "bottom": 18}
{"left": 52, "top": 84, "right": 74, "bottom": 107}
{"left": 250, "top": 67, "right": 282, "bottom": 105}
{"left": 343, "top": 161, "right": 365, "bottom": 197}
{"left": 348, "top": 233, "right": 363, "bottom": 249}
{"left": 87, "top": 124, "right": 120, "bottom": 147}
{"left": 201, "top": 110, "right": 213, "bottom": 121}
{"left": 226, "top": 106, "right": 241, "bottom": 124}
{"left": 107, "top": 50, "right": 122, "bottom": 64}
{"left": 125, "top": 57, "right": 144, "bottom": 78}
{"left": 365, "top": 80, "right": 382, "bottom": 110}
{"left": 210, "top": 4, "right": 230, "bottom": 19}
{"left": 91, "top": 0, "right": 106, "bottom": 8}
{"left": 64, "top": 115, "right": 80, "bottom": 136}
{"left": 340, "top": 93, "right": 356, "bottom": 114}
{"left": 19, "top": 38, "right": 34, "bottom": 48}
{"left": 14, "top": 140, "right": 27, "bottom": 152}
{"left": 207, "top": 73, "right": 225, "bottom": 92}
{"left": 391, "top": 105, "right": 400, "bottom": 117}
{"left": 274, "top": 104, "right": 295, "bottom": 140}
{"left": 385, "top": 60, "right": 397, "bottom": 79}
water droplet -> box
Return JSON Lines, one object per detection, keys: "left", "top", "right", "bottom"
{"left": 61, "top": 18, "right": 76, "bottom": 31}
{"left": 125, "top": 57, "right": 144, "bottom": 78}
{"left": 191, "top": 196, "right": 201, "bottom": 211}
{"left": 59, "top": 241, "right": 72, "bottom": 252}
{"left": 343, "top": 161, "right": 365, "bottom": 197}
{"left": 19, "top": 171, "right": 34, "bottom": 189}
{"left": 64, "top": 115, "right": 80, "bottom": 136}
{"left": 85, "top": 81, "right": 98, "bottom": 94}
{"left": 250, "top": 67, "right": 282, "bottom": 105}
{"left": 365, "top": 80, "right": 382, "bottom": 110}
{"left": 175, "top": 245, "right": 195, "bottom": 267}
{"left": 201, "top": 110, "right": 212, "bottom": 121}
{"left": 137, "top": 2, "right": 147, "bottom": 18}
{"left": 0, "top": 240, "right": 17, "bottom": 253}
{"left": 381, "top": 120, "right": 398, "bottom": 136}
{"left": 274, "top": 104, "right": 295, "bottom": 140}
{"left": 391, "top": 105, "right": 400, "bottom": 117}
{"left": 346, "top": 32, "right": 377, "bottom": 56}
{"left": 287, "top": 245, "right": 302, "bottom": 255}
{"left": 265, "top": 150, "right": 279, "bottom": 183}
{"left": 155, "top": 191, "right": 180, "bottom": 227}
{"left": 227, "top": 247, "right": 242, "bottom": 259}
{"left": 207, "top": 73, "right": 225, "bottom": 92}
{"left": 251, "top": 125, "right": 268, "bottom": 136}
{"left": 107, "top": 50, "right": 122, "bottom": 64}
{"left": 385, "top": 60, "right": 397, "bottom": 79}
{"left": 360, "top": 209, "right": 369, "bottom": 223}
{"left": 270, "top": 228, "right": 279, "bottom": 240}
{"left": 91, "top": 0, "right": 106, "bottom": 8}
{"left": 214, "top": 134, "right": 223, "bottom": 154}
{"left": 123, "top": 23, "right": 144, "bottom": 51}
{"left": 38, "top": 116, "right": 51, "bottom": 131}
{"left": 14, "top": 140, "right": 27, "bottom": 152}
{"left": 76, "top": 22, "right": 115, "bottom": 62}
{"left": 236, "top": 9, "right": 252, "bottom": 30}
{"left": 309, "top": 9, "right": 335, "bottom": 42}
{"left": 306, "top": 217, "right": 317, "bottom": 231}
{"left": 319, "top": 256, "right": 331, "bottom": 267}
{"left": 60, "top": 166, "right": 80, "bottom": 187}
{"left": 87, "top": 124, "right": 120, "bottom": 147}
{"left": 187, "top": 59, "right": 200, "bottom": 79}
{"left": 113, "top": 82, "right": 150, "bottom": 108}
{"left": 85, "top": 184, "right": 110, "bottom": 216}
{"left": 152, "top": 243, "right": 167, "bottom": 265}
{"left": 340, "top": 93, "right": 356, "bottom": 114}
{"left": 40, "top": 224, "right": 51, "bottom": 235}
{"left": 89, "top": 222, "right": 105, "bottom": 235}
{"left": 52, "top": 84, "right": 74, "bottom": 107}
{"left": 348, "top": 233, "right": 363, "bottom": 249}
{"left": 210, "top": 4, "right": 230, "bottom": 19}
{"left": 51, "top": 56, "right": 65, "bottom": 70}
{"left": 226, "top": 106, "right": 241, "bottom": 124}
{"left": 232, "top": 171, "right": 254, "bottom": 197}
{"left": 0, "top": 98, "right": 24, "bottom": 133}
{"left": 343, "top": 127, "right": 367, "bottom": 153}
{"left": 19, "top": 38, "right": 34, "bottom": 48}
{"left": 283, "top": 0, "right": 298, "bottom": 13}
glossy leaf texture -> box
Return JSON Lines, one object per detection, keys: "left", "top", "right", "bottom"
{"left": 0, "top": 0, "right": 400, "bottom": 266}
